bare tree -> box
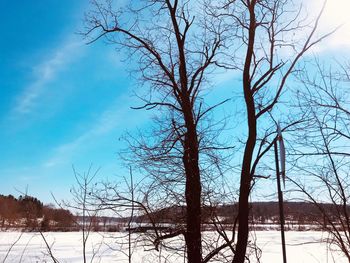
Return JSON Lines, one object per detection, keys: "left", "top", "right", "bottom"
{"left": 81, "top": 1, "right": 335, "bottom": 262}
{"left": 82, "top": 1, "right": 231, "bottom": 262}
{"left": 212, "top": 1, "right": 334, "bottom": 262}
{"left": 291, "top": 60, "right": 350, "bottom": 261}
{"left": 53, "top": 166, "right": 102, "bottom": 263}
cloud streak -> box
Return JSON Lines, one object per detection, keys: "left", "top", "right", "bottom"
{"left": 13, "top": 40, "right": 83, "bottom": 115}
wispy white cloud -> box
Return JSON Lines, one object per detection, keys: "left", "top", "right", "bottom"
{"left": 42, "top": 95, "right": 147, "bottom": 168}
{"left": 13, "top": 39, "right": 83, "bottom": 115}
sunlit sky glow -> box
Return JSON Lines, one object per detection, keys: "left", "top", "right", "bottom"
{"left": 309, "top": 0, "right": 350, "bottom": 50}
{"left": 0, "top": 0, "right": 349, "bottom": 203}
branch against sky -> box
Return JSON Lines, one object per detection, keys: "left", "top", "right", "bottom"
{"left": 289, "top": 59, "right": 350, "bottom": 261}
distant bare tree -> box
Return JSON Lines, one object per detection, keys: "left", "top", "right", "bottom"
{"left": 53, "top": 166, "right": 102, "bottom": 263}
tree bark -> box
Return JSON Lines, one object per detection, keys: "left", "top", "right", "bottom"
{"left": 182, "top": 97, "right": 202, "bottom": 263}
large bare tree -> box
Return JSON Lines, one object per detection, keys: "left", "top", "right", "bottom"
{"left": 83, "top": 0, "right": 230, "bottom": 262}
{"left": 216, "top": 1, "right": 334, "bottom": 262}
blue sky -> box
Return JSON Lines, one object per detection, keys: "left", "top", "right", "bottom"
{"left": 1, "top": 0, "right": 349, "bottom": 204}
{"left": 0, "top": 0, "right": 147, "bottom": 202}
{"left": 0, "top": 1, "right": 231, "bottom": 203}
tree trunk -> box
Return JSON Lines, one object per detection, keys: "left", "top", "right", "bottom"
{"left": 233, "top": 121, "right": 256, "bottom": 263}
{"left": 183, "top": 99, "right": 202, "bottom": 263}
{"left": 233, "top": 2, "right": 257, "bottom": 262}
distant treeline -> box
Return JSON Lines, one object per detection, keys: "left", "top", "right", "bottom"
{"left": 132, "top": 202, "right": 344, "bottom": 230}
{"left": 0, "top": 194, "right": 74, "bottom": 230}
{"left": 1, "top": 194, "right": 344, "bottom": 232}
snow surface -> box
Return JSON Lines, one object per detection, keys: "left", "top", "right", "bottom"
{"left": 0, "top": 231, "right": 347, "bottom": 262}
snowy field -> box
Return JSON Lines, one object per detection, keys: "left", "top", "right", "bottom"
{"left": 0, "top": 231, "right": 347, "bottom": 263}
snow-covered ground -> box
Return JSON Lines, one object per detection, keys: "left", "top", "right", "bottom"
{"left": 0, "top": 231, "right": 347, "bottom": 262}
